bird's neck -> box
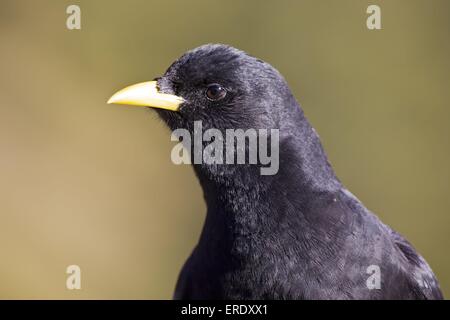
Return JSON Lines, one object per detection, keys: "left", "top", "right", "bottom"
{"left": 194, "top": 111, "right": 342, "bottom": 256}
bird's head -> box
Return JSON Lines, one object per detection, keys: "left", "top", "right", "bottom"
{"left": 108, "top": 44, "right": 298, "bottom": 133}
{"left": 108, "top": 44, "right": 314, "bottom": 184}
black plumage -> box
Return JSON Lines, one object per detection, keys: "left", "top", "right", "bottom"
{"left": 154, "top": 44, "right": 443, "bottom": 299}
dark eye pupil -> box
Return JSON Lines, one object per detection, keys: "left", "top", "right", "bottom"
{"left": 206, "top": 84, "right": 226, "bottom": 101}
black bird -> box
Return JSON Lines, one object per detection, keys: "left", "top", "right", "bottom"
{"left": 108, "top": 44, "right": 443, "bottom": 299}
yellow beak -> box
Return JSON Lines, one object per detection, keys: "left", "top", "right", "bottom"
{"left": 107, "top": 81, "right": 184, "bottom": 112}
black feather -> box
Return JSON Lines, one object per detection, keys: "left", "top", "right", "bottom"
{"left": 154, "top": 44, "right": 443, "bottom": 300}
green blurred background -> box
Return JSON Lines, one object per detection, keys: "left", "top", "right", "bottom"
{"left": 0, "top": 0, "right": 449, "bottom": 299}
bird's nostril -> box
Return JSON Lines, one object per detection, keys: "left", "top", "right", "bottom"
{"left": 155, "top": 77, "right": 175, "bottom": 95}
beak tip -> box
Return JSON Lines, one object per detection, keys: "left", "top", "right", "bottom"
{"left": 107, "top": 94, "right": 119, "bottom": 104}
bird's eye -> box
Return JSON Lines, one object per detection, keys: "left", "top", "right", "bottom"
{"left": 205, "top": 84, "right": 227, "bottom": 101}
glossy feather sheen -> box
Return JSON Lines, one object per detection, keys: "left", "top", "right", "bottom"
{"left": 155, "top": 44, "right": 443, "bottom": 300}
